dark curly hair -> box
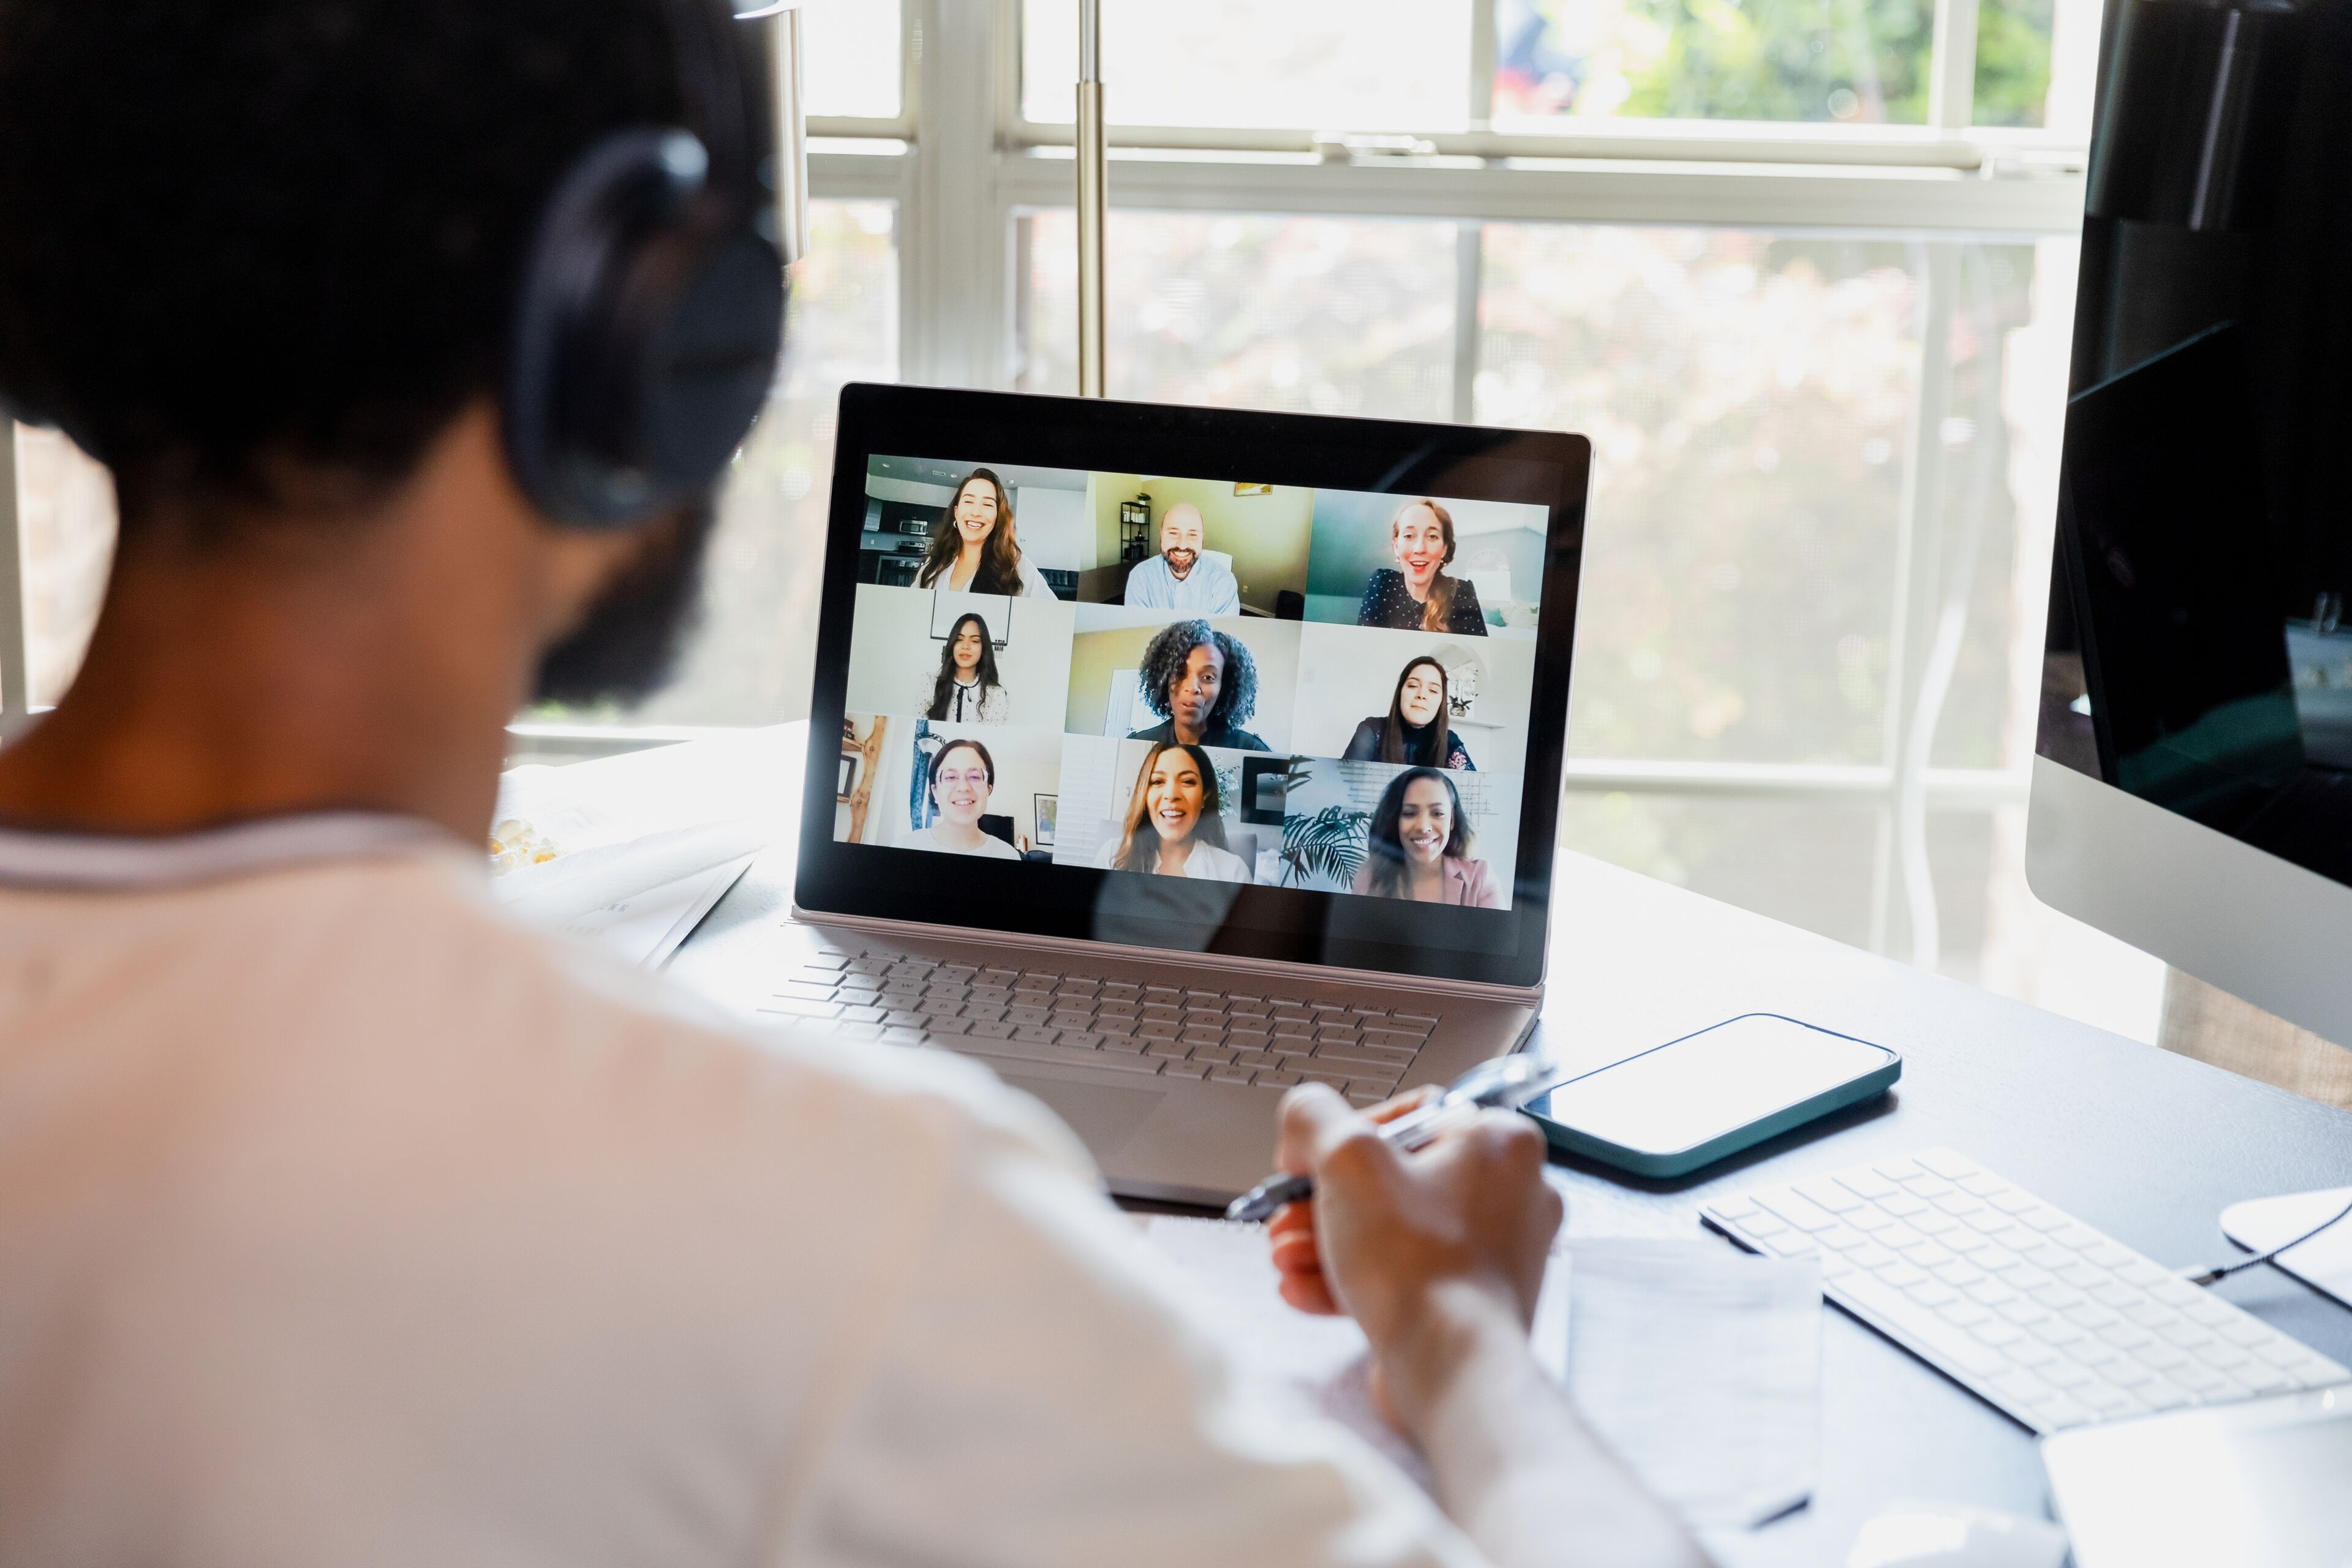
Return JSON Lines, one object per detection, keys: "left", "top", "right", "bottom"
{"left": 0, "top": 0, "right": 681, "bottom": 530}
{"left": 1136, "top": 619, "right": 1258, "bottom": 730}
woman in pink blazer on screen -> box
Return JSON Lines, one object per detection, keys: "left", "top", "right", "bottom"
{"left": 1350, "top": 767, "right": 1506, "bottom": 908}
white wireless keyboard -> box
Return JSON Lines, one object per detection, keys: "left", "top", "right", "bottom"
{"left": 1701, "top": 1148, "right": 2350, "bottom": 1434}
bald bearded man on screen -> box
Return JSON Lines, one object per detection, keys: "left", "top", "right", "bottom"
{"left": 1125, "top": 501, "right": 1242, "bottom": 615}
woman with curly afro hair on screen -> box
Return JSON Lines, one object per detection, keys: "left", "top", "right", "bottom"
{"left": 1124, "top": 620, "right": 1270, "bottom": 752}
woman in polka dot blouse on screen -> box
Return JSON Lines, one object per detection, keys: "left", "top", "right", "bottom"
{"left": 1355, "top": 498, "right": 1487, "bottom": 636}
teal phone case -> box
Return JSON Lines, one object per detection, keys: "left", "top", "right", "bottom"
{"left": 1520, "top": 1013, "right": 1901, "bottom": 1179}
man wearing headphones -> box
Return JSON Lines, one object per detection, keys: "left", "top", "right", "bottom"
{"left": 0, "top": 4, "right": 1701, "bottom": 1566}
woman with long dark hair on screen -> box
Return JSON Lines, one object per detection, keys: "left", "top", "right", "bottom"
{"left": 1355, "top": 498, "right": 1487, "bottom": 636}
{"left": 914, "top": 467, "right": 1054, "bottom": 598}
{"left": 1352, "top": 767, "right": 1504, "bottom": 907}
{"left": 1342, "top": 655, "right": 1475, "bottom": 770}
{"left": 1095, "top": 741, "right": 1254, "bottom": 882}
{"left": 919, "top": 612, "right": 1009, "bottom": 723}
{"left": 913, "top": 739, "right": 1023, "bottom": 859}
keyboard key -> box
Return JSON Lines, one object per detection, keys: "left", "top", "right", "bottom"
{"left": 1754, "top": 1192, "right": 1842, "bottom": 1232}
{"left": 1160, "top": 1061, "right": 1210, "bottom": 1081}
{"left": 1795, "top": 1178, "right": 1866, "bottom": 1213}
{"left": 1255, "top": 1070, "right": 1303, "bottom": 1088}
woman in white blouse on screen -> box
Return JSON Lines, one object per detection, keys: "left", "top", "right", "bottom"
{"left": 918, "top": 612, "right": 1011, "bottom": 724}
{"left": 913, "top": 467, "right": 1055, "bottom": 598}
{"left": 1093, "top": 741, "right": 1254, "bottom": 883}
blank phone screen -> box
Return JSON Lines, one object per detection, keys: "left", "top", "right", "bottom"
{"left": 1532, "top": 1015, "right": 1893, "bottom": 1157}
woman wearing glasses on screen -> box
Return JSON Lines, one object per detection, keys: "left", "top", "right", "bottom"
{"left": 913, "top": 739, "right": 1023, "bottom": 859}
{"left": 1355, "top": 499, "right": 1487, "bottom": 636}
{"left": 1352, "top": 767, "right": 1504, "bottom": 908}
{"left": 1094, "top": 741, "right": 1254, "bottom": 883}
{"left": 1126, "top": 619, "right": 1270, "bottom": 752}
{"left": 919, "top": 612, "right": 1009, "bottom": 723}
{"left": 914, "top": 467, "right": 1055, "bottom": 598}
{"left": 1342, "top": 655, "right": 1476, "bottom": 771}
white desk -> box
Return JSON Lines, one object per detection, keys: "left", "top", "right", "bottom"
{"left": 666, "top": 723, "right": 2352, "bottom": 1565}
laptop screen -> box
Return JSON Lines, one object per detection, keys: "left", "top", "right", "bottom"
{"left": 797, "top": 386, "right": 1589, "bottom": 990}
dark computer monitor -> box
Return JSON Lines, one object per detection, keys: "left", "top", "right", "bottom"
{"left": 2029, "top": 0, "right": 2352, "bottom": 1046}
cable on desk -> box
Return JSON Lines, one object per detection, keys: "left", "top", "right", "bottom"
{"left": 2185, "top": 1192, "right": 2352, "bottom": 1288}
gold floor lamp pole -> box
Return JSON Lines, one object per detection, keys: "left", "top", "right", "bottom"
{"left": 1076, "top": 0, "right": 1108, "bottom": 398}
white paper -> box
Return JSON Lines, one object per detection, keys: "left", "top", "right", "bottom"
{"left": 1142, "top": 1215, "right": 1571, "bottom": 1493}
{"left": 488, "top": 728, "right": 796, "bottom": 967}
{"left": 492, "top": 820, "right": 762, "bottom": 968}
{"left": 1562, "top": 1238, "right": 1821, "bottom": 1529}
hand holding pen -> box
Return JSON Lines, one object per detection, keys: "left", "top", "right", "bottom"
{"left": 1226, "top": 1051, "right": 1570, "bottom": 1223}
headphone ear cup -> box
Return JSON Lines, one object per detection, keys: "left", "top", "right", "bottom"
{"left": 505, "top": 128, "right": 785, "bottom": 530}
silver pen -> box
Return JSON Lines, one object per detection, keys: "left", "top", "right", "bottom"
{"left": 1224, "top": 1051, "right": 1567, "bottom": 1224}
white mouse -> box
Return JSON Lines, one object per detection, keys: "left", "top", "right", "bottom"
{"left": 1845, "top": 1500, "right": 2069, "bottom": 1568}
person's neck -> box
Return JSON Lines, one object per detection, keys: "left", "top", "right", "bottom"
{"left": 1158, "top": 834, "right": 1194, "bottom": 874}
{"left": 1408, "top": 857, "right": 1449, "bottom": 900}
{"left": 1403, "top": 571, "right": 1436, "bottom": 603}
{"left": 952, "top": 541, "right": 984, "bottom": 587}
{"left": 1173, "top": 721, "right": 1207, "bottom": 745}
{"left": 0, "top": 416, "right": 562, "bottom": 845}
{"left": 952, "top": 669, "right": 979, "bottom": 686}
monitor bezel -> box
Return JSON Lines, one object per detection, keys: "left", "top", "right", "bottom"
{"left": 796, "top": 383, "right": 1590, "bottom": 991}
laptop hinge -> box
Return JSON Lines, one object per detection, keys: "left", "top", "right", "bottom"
{"left": 788, "top": 904, "right": 1545, "bottom": 1009}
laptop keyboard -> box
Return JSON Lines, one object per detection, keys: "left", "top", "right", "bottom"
{"left": 760, "top": 948, "right": 1438, "bottom": 1105}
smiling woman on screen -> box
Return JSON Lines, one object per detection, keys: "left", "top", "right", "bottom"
{"left": 1126, "top": 619, "right": 1269, "bottom": 752}
{"left": 1343, "top": 655, "right": 1474, "bottom": 770}
{"left": 915, "top": 739, "right": 1023, "bottom": 859}
{"left": 920, "top": 612, "right": 1009, "bottom": 723}
{"left": 1356, "top": 499, "right": 1487, "bottom": 636}
{"left": 1095, "top": 741, "right": 1253, "bottom": 882}
{"left": 914, "top": 467, "right": 1054, "bottom": 598}
{"left": 1352, "top": 767, "right": 1504, "bottom": 907}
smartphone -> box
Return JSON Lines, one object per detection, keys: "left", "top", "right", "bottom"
{"left": 1521, "top": 1013, "right": 1899, "bottom": 1178}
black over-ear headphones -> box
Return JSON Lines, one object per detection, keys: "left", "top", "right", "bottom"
{"left": 503, "top": 0, "right": 788, "bottom": 530}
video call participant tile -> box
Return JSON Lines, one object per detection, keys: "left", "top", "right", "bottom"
{"left": 1281, "top": 759, "right": 1523, "bottom": 910}
{"left": 1063, "top": 616, "right": 1302, "bottom": 755}
{"left": 843, "top": 584, "right": 1077, "bottom": 730}
{"left": 1291, "top": 623, "right": 1539, "bottom": 778}
{"left": 1076, "top": 473, "right": 1314, "bottom": 619}
{"left": 1050, "top": 736, "right": 1281, "bottom": 885}
{"left": 1302, "top": 490, "right": 1547, "bottom": 638}
{"left": 835, "top": 715, "right": 1066, "bottom": 863}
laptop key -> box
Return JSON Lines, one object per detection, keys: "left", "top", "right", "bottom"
{"left": 1161, "top": 1061, "right": 1210, "bottom": 1080}
{"left": 1210, "top": 1068, "right": 1254, "bottom": 1085}
{"left": 1255, "top": 1070, "right": 1302, "bottom": 1088}
{"left": 967, "top": 1020, "right": 1018, "bottom": 1039}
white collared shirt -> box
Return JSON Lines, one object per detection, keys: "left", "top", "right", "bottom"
{"left": 0, "top": 816, "right": 1477, "bottom": 1568}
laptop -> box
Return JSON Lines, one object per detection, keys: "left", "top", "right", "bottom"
{"left": 778, "top": 383, "right": 1591, "bottom": 1205}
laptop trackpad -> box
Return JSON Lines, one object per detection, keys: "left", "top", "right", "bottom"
{"left": 1002, "top": 1076, "right": 1164, "bottom": 1158}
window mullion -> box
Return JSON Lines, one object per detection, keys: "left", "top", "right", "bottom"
{"left": 1468, "top": 1, "right": 1498, "bottom": 129}
{"left": 1451, "top": 224, "right": 1483, "bottom": 424}
{"left": 0, "top": 426, "right": 28, "bottom": 736}
{"left": 1929, "top": 0, "right": 1983, "bottom": 130}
